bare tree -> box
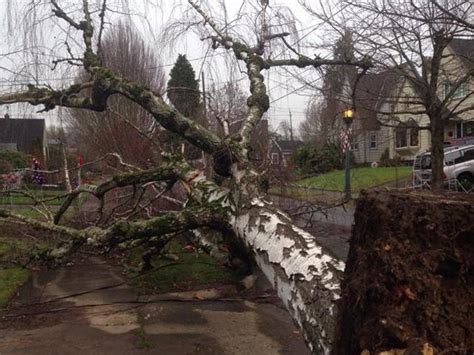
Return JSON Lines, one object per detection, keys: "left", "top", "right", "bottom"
{"left": 208, "top": 81, "right": 248, "bottom": 137}
{"left": 0, "top": 1, "right": 370, "bottom": 352}
{"left": 67, "top": 21, "right": 166, "bottom": 167}
{"left": 307, "top": 0, "right": 474, "bottom": 190}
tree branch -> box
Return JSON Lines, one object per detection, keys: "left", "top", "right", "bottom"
{"left": 0, "top": 205, "right": 229, "bottom": 265}
{"left": 53, "top": 156, "right": 193, "bottom": 224}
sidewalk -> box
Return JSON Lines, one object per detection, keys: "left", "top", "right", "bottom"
{"left": 0, "top": 254, "right": 309, "bottom": 355}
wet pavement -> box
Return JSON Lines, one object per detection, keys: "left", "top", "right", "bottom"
{"left": 271, "top": 195, "right": 353, "bottom": 260}
{"left": 0, "top": 255, "right": 309, "bottom": 355}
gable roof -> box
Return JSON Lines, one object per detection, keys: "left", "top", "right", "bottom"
{"left": 0, "top": 118, "right": 45, "bottom": 153}
{"left": 448, "top": 38, "right": 474, "bottom": 70}
{"left": 272, "top": 139, "right": 303, "bottom": 153}
{"left": 354, "top": 68, "right": 404, "bottom": 130}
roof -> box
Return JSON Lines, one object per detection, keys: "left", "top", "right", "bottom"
{"left": 0, "top": 118, "right": 45, "bottom": 153}
{"left": 448, "top": 38, "right": 474, "bottom": 69}
{"left": 272, "top": 139, "right": 303, "bottom": 152}
{"left": 354, "top": 68, "right": 404, "bottom": 130}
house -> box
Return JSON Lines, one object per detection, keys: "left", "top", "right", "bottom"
{"left": 0, "top": 116, "right": 46, "bottom": 162}
{"left": 345, "top": 38, "right": 474, "bottom": 164}
{"left": 270, "top": 139, "right": 303, "bottom": 168}
{"left": 350, "top": 69, "right": 404, "bottom": 164}
{"left": 386, "top": 38, "right": 474, "bottom": 162}
{"left": 439, "top": 38, "right": 474, "bottom": 144}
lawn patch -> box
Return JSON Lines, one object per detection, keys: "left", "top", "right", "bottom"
{"left": 0, "top": 267, "right": 29, "bottom": 308}
{"left": 0, "top": 227, "right": 52, "bottom": 308}
{"left": 0, "top": 189, "right": 67, "bottom": 206}
{"left": 129, "top": 239, "right": 236, "bottom": 295}
{"left": 297, "top": 166, "right": 411, "bottom": 192}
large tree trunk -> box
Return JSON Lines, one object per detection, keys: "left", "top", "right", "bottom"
{"left": 232, "top": 199, "right": 344, "bottom": 354}
{"left": 335, "top": 190, "right": 474, "bottom": 354}
{"left": 430, "top": 116, "right": 445, "bottom": 192}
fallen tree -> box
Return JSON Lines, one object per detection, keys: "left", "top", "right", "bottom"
{"left": 0, "top": 1, "right": 372, "bottom": 352}
{"left": 2, "top": 1, "right": 472, "bottom": 354}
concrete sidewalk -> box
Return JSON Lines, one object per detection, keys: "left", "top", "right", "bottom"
{"left": 0, "top": 255, "right": 309, "bottom": 355}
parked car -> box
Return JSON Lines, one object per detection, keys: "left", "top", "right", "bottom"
{"left": 412, "top": 144, "right": 474, "bottom": 189}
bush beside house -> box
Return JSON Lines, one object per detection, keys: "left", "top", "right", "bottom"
{"left": 293, "top": 142, "right": 352, "bottom": 175}
{"left": 0, "top": 150, "right": 30, "bottom": 174}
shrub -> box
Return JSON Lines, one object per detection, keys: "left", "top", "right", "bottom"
{"left": 292, "top": 142, "right": 347, "bottom": 175}
{"left": 0, "top": 150, "right": 30, "bottom": 173}
{"left": 379, "top": 148, "right": 403, "bottom": 167}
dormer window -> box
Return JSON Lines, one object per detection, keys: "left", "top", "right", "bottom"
{"left": 443, "top": 81, "right": 466, "bottom": 100}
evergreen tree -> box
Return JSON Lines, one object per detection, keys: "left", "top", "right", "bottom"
{"left": 167, "top": 54, "right": 201, "bottom": 118}
{"left": 166, "top": 55, "right": 204, "bottom": 159}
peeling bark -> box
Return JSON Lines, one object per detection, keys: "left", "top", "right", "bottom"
{"left": 232, "top": 200, "right": 344, "bottom": 354}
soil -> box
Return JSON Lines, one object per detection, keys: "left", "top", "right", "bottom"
{"left": 335, "top": 190, "right": 474, "bottom": 354}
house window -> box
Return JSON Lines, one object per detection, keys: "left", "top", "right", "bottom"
{"left": 396, "top": 127, "right": 408, "bottom": 148}
{"left": 271, "top": 153, "right": 279, "bottom": 165}
{"left": 369, "top": 134, "right": 377, "bottom": 149}
{"left": 465, "top": 121, "right": 474, "bottom": 137}
{"left": 443, "top": 81, "right": 467, "bottom": 99}
{"left": 409, "top": 127, "right": 419, "bottom": 146}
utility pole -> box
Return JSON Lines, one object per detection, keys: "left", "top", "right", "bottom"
{"left": 201, "top": 71, "right": 210, "bottom": 175}
{"left": 289, "top": 109, "right": 294, "bottom": 142}
{"left": 202, "top": 71, "right": 207, "bottom": 128}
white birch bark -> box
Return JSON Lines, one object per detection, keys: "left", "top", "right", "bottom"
{"left": 232, "top": 199, "right": 345, "bottom": 354}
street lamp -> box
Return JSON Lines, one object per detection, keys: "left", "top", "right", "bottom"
{"left": 343, "top": 108, "right": 354, "bottom": 200}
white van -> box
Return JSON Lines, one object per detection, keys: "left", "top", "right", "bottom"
{"left": 412, "top": 144, "right": 474, "bottom": 190}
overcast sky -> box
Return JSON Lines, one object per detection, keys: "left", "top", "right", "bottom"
{"left": 0, "top": 0, "right": 338, "bottom": 136}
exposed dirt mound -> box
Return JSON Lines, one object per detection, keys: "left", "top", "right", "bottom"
{"left": 335, "top": 190, "right": 474, "bottom": 354}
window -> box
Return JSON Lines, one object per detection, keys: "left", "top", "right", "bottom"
{"left": 443, "top": 81, "right": 467, "bottom": 99}
{"left": 409, "top": 127, "right": 419, "bottom": 146}
{"left": 396, "top": 127, "right": 408, "bottom": 148}
{"left": 463, "top": 149, "right": 474, "bottom": 163}
{"left": 456, "top": 149, "right": 474, "bottom": 164}
{"left": 369, "top": 134, "right": 377, "bottom": 149}
{"left": 445, "top": 150, "right": 462, "bottom": 165}
{"left": 465, "top": 122, "right": 474, "bottom": 137}
{"left": 271, "top": 153, "right": 279, "bottom": 165}
{"left": 421, "top": 155, "right": 431, "bottom": 170}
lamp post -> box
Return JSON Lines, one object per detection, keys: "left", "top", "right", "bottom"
{"left": 343, "top": 108, "right": 354, "bottom": 201}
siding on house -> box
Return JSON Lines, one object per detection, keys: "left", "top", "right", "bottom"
{"left": 349, "top": 69, "right": 402, "bottom": 164}
{"left": 270, "top": 139, "right": 303, "bottom": 168}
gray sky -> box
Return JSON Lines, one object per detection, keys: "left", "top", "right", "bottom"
{"left": 0, "top": 0, "right": 336, "bottom": 136}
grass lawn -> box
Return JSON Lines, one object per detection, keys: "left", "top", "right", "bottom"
{"left": 297, "top": 166, "right": 412, "bottom": 192}
{"left": 0, "top": 233, "right": 32, "bottom": 308}
{"left": 129, "top": 239, "right": 237, "bottom": 295}
{"left": 0, "top": 217, "right": 56, "bottom": 308}
{"left": 0, "top": 189, "right": 67, "bottom": 206}
{"left": 0, "top": 267, "right": 29, "bottom": 308}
